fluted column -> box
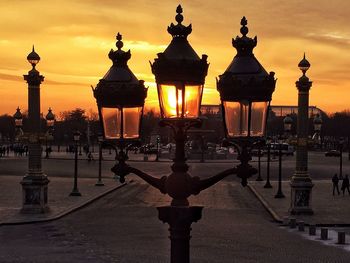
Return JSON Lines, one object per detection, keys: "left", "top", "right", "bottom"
{"left": 21, "top": 47, "right": 49, "bottom": 213}
{"left": 290, "top": 54, "right": 313, "bottom": 215}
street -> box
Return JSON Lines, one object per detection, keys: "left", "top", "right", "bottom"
{"left": 1, "top": 178, "right": 349, "bottom": 262}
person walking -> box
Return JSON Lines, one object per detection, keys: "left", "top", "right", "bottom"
{"left": 341, "top": 174, "right": 350, "bottom": 195}
{"left": 332, "top": 173, "right": 340, "bottom": 195}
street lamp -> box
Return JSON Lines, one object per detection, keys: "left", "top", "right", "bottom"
{"left": 92, "top": 32, "right": 147, "bottom": 181}
{"left": 70, "top": 131, "right": 81, "bottom": 196}
{"left": 290, "top": 54, "right": 314, "bottom": 215}
{"left": 95, "top": 133, "right": 104, "bottom": 186}
{"left": 312, "top": 114, "right": 322, "bottom": 147}
{"left": 13, "top": 107, "right": 23, "bottom": 138}
{"left": 45, "top": 108, "right": 55, "bottom": 158}
{"left": 20, "top": 46, "right": 49, "bottom": 213}
{"left": 283, "top": 114, "right": 293, "bottom": 136}
{"left": 96, "top": 8, "right": 275, "bottom": 263}
{"left": 217, "top": 16, "right": 276, "bottom": 186}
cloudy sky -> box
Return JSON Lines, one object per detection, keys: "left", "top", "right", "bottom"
{"left": 0, "top": 0, "right": 349, "bottom": 116}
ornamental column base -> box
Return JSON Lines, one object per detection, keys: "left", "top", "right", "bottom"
{"left": 289, "top": 174, "right": 314, "bottom": 215}
{"left": 157, "top": 206, "right": 203, "bottom": 263}
{"left": 20, "top": 174, "right": 50, "bottom": 214}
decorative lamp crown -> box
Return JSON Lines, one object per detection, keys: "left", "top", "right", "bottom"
{"left": 283, "top": 115, "right": 293, "bottom": 125}
{"left": 13, "top": 107, "right": 23, "bottom": 120}
{"left": 93, "top": 33, "right": 147, "bottom": 108}
{"left": 217, "top": 17, "right": 276, "bottom": 102}
{"left": 167, "top": 5, "right": 192, "bottom": 39}
{"left": 108, "top": 33, "right": 131, "bottom": 67}
{"left": 232, "top": 17, "right": 258, "bottom": 56}
{"left": 45, "top": 107, "right": 55, "bottom": 121}
{"left": 298, "top": 53, "right": 310, "bottom": 75}
{"left": 27, "top": 45, "right": 40, "bottom": 67}
{"left": 151, "top": 5, "right": 208, "bottom": 84}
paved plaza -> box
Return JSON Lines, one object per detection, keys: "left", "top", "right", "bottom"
{"left": 0, "top": 151, "right": 350, "bottom": 262}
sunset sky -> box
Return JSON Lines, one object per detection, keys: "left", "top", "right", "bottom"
{"left": 0, "top": 0, "right": 349, "bottom": 117}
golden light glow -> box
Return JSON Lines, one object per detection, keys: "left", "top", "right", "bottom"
{"left": 0, "top": 0, "right": 349, "bottom": 115}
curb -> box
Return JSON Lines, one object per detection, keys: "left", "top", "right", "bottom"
{"left": 0, "top": 182, "right": 128, "bottom": 226}
{"left": 247, "top": 184, "right": 283, "bottom": 223}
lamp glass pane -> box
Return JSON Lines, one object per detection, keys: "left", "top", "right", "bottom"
{"left": 47, "top": 120, "right": 54, "bottom": 127}
{"left": 123, "top": 107, "right": 142, "bottom": 139}
{"left": 184, "top": 85, "right": 203, "bottom": 118}
{"left": 314, "top": 123, "right": 321, "bottom": 132}
{"left": 15, "top": 119, "right": 22, "bottom": 127}
{"left": 28, "top": 59, "right": 39, "bottom": 65}
{"left": 101, "top": 107, "right": 121, "bottom": 139}
{"left": 250, "top": 101, "right": 268, "bottom": 136}
{"left": 158, "top": 85, "right": 178, "bottom": 118}
{"left": 284, "top": 123, "right": 292, "bottom": 132}
{"left": 223, "top": 101, "right": 249, "bottom": 137}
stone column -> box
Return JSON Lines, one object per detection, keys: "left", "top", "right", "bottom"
{"left": 290, "top": 55, "right": 313, "bottom": 215}
{"left": 21, "top": 48, "right": 49, "bottom": 213}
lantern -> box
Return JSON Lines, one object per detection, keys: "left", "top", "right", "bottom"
{"left": 93, "top": 33, "right": 147, "bottom": 140}
{"left": 13, "top": 107, "right": 23, "bottom": 128}
{"left": 283, "top": 115, "right": 293, "bottom": 133}
{"left": 217, "top": 17, "right": 276, "bottom": 138}
{"left": 45, "top": 107, "right": 55, "bottom": 128}
{"left": 313, "top": 114, "right": 322, "bottom": 132}
{"left": 151, "top": 5, "right": 208, "bottom": 120}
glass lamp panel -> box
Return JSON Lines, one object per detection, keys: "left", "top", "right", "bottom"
{"left": 284, "top": 123, "right": 292, "bottom": 132}
{"left": 158, "top": 85, "right": 179, "bottom": 118}
{"left": 250, "top": 101, "right": 268, "bottom": 136}
{"left": 15, "top": 119, "right": 23, "bottom": 127}
{"left": 123, "top": 107, "right": 142, "bottom": 139}
{"left": 101, "top": 107, "right": 121, "bottom": 139}
{"left": 314, "top": 123, "right": 321, "bottom": 132}
{"left": 183, "top": 85, "right": 203, "bottom": 118}
{"left": 223, "top": 101, "right": 249, "bottom": 137}
{"left": 28, "top": 59, "right": 39, "bottom": 65}
{"left": 46, "top": 120, "right": 54, "bottom": 127}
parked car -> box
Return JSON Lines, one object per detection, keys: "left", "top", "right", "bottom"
{"left": 325, "top": 150, "right": 341, "bottom": 157}
{"left": 268, "top": 143, "right": 294, "bottom": 156}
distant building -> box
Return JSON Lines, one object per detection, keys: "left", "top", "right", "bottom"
{"left": 200, "top": 105, "right": 325, "bottom": 119}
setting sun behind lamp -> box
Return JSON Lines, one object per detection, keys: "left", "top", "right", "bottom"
{"left": 93, "top": 33, "right": 147, "bottom": 141}
{"left": 151, "top": 5, "right": 209, "bottom": 120}
{"left": 217, "top": 17, "right": 276, "bottom": 138}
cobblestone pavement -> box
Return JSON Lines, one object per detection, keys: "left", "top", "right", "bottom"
{"left": 1, "top": 178, "right": 349, "bottom": 262}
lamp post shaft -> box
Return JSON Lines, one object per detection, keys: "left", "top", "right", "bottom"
{"left": 21, "top": 59, "right": 49, "bottom": 213}
{"left": 256, "top": 144, "right": 262, "bottom": 181}
{"left": 95, "top": 142, "right": 104, "bottom": 186}
{"left": 264, "top": 143, "right": 272, "bottom": 188}
{"left": 275, "top": 143, "right": 285, "bottom": 198}
{"left": 290, "top": 59, "right": 314, "bottom": 214}
{"left": 70, "top": 142, "right": 81, "bottom": 196}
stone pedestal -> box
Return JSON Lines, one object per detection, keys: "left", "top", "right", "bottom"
{"left": 21, "top": 175, "right": 49, "bottom": 213}
{"left": 290, "top": 176, "right": 314, "bottom": 215}
{"left": 157, "top": 206, "right": 203, "bottom": 263}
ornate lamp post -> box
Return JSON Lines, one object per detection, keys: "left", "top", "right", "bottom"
{"left": 45, "top": 108, "right": 55, "bottom": 158}
{"left": 70, "top": 131, "right": 81, "bottom": 196}
{"left": 312, "top": 114, "right": 322, "bottom": 148}
{"left": 13, "top": 107, "right": 24, "bottom": 139}
{"left": 20, "top": 46, "right": 49, "bottom": 213}
{"left": 290, "top": 54, "right": 314, "bottom": 215}
{"left": 95, "top": 8, "right": 275, "bottom": 263}
{"left": 275, "top": 136, "right": 285, "bottom": 198}
{"left": 283, "top": 114, "right": 293, "bottom": 136}
{"left": 217, "top": 16, "right": 276, "bottom": 186}
{"left": 93, "top": 32, "right": 148, "bottom": 181}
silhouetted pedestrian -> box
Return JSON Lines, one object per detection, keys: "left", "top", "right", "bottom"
{"left": 341, "top": 174, "right": 350, "bottom": 195}
{"left": 332, "top": 173, "right": 340, "bottom": 195}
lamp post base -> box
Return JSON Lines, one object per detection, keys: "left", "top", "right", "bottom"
{"left": 69, "top": 190, "right": 82, "bottom": 196}
{"left": 20, "top": 174, "right": 49, "bottom": 214}
{"left": 290, "top": 177, "right": 314, "bottom": 215}
{"left": 95, "top": 181, "right": 105, "bottom": 186}
{"left": 157, "top": 206, "right": 203, "bottom": 263}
